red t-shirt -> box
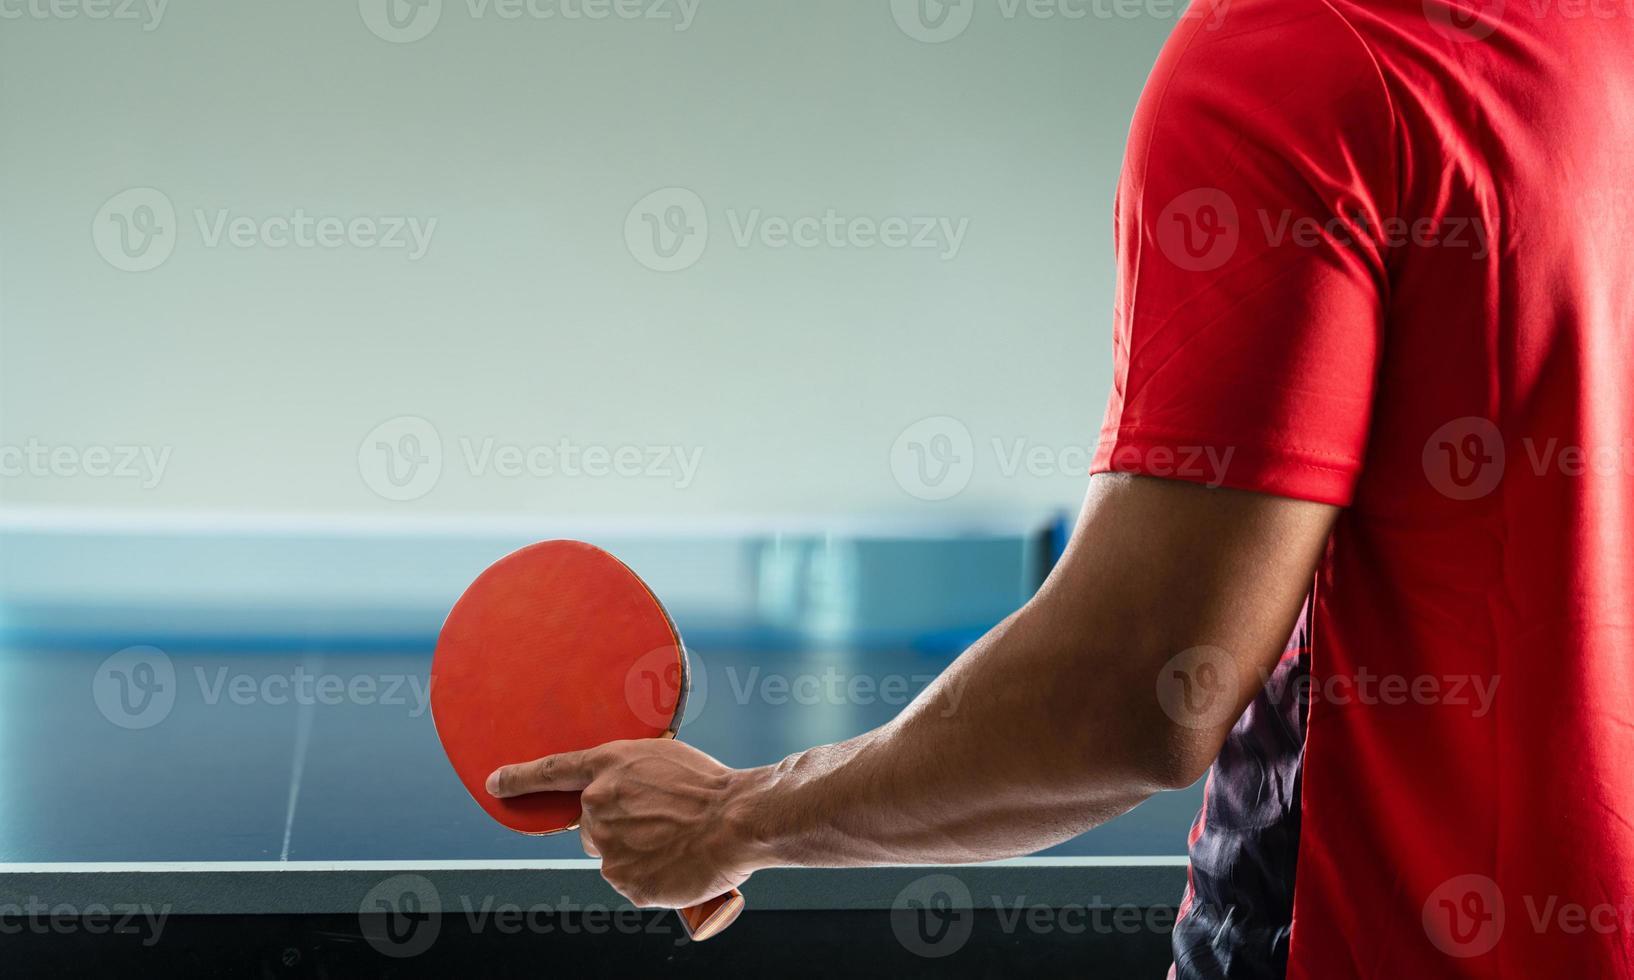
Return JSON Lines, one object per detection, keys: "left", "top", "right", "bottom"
{"left": 1092, "top": 0, "right": 1634, "bottom": 976}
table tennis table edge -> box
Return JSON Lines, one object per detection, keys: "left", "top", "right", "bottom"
{"left": 0, "top": 856, "right": 1189, "bottom": 914}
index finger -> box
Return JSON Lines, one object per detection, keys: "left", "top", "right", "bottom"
{"left": 486, "top": 748, "right": 602, "bottom": 798}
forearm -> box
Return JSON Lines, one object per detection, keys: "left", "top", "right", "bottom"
{"left": 724, "top": 597, "right": 1176, "bottom": 869}
{"left": 718, "top": 476, "right": 1332, "bottom": 873}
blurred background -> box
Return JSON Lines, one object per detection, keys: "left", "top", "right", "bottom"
{"left": 1, "top": 0, "right": 1177, "bottom": 647}
{"left": 0, "top": 2, "right": 1196, "bottom": 865}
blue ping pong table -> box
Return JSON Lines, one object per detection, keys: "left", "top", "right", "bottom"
{"left": 0, "top": 643, "right": 1195, "bottom": 977}
{"left": 0, "top": 518, "right": 1197, "bottom": 977}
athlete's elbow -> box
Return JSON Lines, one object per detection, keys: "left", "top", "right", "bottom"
{"left": 1141, "top": 731, "right": 1219, "bottom": 791}
{"left": 1059, "top": 675, "right": 1225, "bottom": 793}
{"left": 1092, "top": 714, "right": 1222, "bottom": 793}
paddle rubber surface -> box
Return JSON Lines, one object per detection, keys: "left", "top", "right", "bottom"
{"left": 430, "top": 540, "right": 688, "bottom": 834}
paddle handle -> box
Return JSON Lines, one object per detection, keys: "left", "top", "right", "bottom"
{"left": 677, "top": 888, "right": 745, "bottom": 941}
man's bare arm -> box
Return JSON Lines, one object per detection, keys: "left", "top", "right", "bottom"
{"left": 489, "top": 473, "right": 1337, "bottom": 906}
{"left": 722, "top": 473, "right": 1336, "bottom": 869}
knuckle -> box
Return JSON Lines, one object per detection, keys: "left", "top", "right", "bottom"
{"left": 602, "top": 868, "right": 636, "bottom": 900}
{"left": 600, "top": 866, "right": 653, "bottom": 907}
{"left": 601, "top": 742, "right": 638, "bottom": 767}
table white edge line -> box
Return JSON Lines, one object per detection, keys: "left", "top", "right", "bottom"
{"left": 0, "top": 856, "right": 1188, "bottom": 874}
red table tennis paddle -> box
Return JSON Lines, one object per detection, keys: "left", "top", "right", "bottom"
{"left": 430, "top": 540, "right": 744, "bottom": 941}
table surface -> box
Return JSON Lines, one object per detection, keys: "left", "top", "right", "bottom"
{"left": 0, "top": 644, "right": 1196, "bottom": 914}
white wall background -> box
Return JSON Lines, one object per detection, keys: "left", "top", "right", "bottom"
{"left": 0, "top": 0, "right": 1175, "bottom": 520}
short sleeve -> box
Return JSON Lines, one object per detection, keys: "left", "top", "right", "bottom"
{"left": 1090, "top": 0, "right": 1398, "bottom": 506}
